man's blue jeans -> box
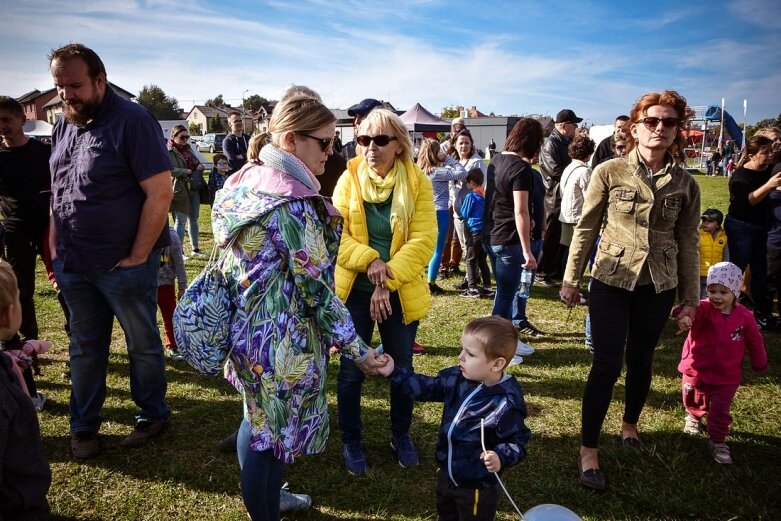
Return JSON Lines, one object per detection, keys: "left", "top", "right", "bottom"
{"left": 54, "top": 253, "right": 170, "bottom": 433}
{"left": 337, "top": 289, "right": 418, "bottom": 444}
{"left": 488, "top": 243, "right": 524, "bottom": 320}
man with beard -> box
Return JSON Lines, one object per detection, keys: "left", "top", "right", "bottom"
{"left": 47, "top": 43, "right": 173, "bottom": 459}
{"left": 0, "top": 96, "right": 52, "bottom": 408}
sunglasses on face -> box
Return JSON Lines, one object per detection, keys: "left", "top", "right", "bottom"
{"left": 176, "top": 134, "right": 190, "bottom": 140}
{"left": 297, "top": 132, "right": 335, "bottom": 152}
{"left": 615, "top": 144, "right": 627, "bottom": 151}
{"left": 356, "top": 134, "right": 398, "bottom": 147}
{"left": 641, "top": 117, "right": 679, "bottom": 130}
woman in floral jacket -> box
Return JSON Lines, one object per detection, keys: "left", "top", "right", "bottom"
{"left": 211, "top": 93, "right": 385, "bottom": 521}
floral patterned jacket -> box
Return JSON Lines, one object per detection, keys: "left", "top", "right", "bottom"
{"left": 212, "top": 163, "right": 368, "bottom": 463}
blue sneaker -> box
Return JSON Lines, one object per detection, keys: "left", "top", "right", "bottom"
{"left": 390, "top": 433, "right": 419, "bottom": 468}
{"left": 342, "top": 442, "right": 368, "bottom": 475}
{"left": 279, "top": 487, "right": 311, "bottom": 512}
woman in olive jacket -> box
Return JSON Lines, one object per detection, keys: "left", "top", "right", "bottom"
{"left": 561, "top": 91, "right": 700, "bottom": 490}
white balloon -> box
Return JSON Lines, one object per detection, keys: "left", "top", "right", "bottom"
{"left": 523, "top": 504, "right": 582, "bottom": 521}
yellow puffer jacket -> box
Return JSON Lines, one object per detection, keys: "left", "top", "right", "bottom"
{"left": 699, "top": 228, "right": 727, "bottom": 276}
{"left": 333, "top": 156, "right": 437, "bottom": 324}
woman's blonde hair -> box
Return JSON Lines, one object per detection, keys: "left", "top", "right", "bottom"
{"left": 269, "top": 94, "right": 335, "bottom": 148}
{"left": 247, "top": 132, "right": 271, "bottom": 161}
{"left": 755, "top": 127, "right": 781, "bottom": 140}
{"left": 416, "top": 138, "right": 441, "bottom": 174}
{"left": 170, "top": 124, "right": 187, "bottom": 139}
{"left": 357, "top": 109, "right": 413, "bottom": 163}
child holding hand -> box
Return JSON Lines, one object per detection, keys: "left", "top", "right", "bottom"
{"left": 678, "top": 262, "right": 768, "bottom": 464}
{"left": 378, "top": 316, "right": 530, "bottom": 521}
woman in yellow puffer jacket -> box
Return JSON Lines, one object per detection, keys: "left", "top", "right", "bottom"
{"left": 332, "top": 108, "right": 436, "bottom": 475}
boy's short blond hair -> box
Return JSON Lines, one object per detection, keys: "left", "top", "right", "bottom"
{"left": 0, "top": 260, "right": 18, "bottom": 310}
{"left": 462, "top": 316, "right": 518, "bottom": 363}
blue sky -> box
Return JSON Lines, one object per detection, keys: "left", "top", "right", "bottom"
{"left": 2, "top": 0, "right": 779, "bottom": 125}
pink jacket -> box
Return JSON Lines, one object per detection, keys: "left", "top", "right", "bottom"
{"left": 678, "top": 300, "right": 768, "bottom": 385}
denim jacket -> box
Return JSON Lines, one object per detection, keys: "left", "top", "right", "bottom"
{"left": 563, "top": 150, "right": 701, "bottom": 306}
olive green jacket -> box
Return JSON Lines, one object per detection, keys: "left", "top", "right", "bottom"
{"left": 563, "top": 150, "right": 701, "bottom": 306}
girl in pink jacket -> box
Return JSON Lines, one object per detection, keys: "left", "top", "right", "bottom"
{"left": 677, "top": 262, "right": 768, "bottom": 464}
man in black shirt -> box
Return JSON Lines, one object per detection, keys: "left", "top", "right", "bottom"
{"left": 591, "top": 115, "right": 629, "bottom": 169}
{"left": 0, "top": 96, "right": 51, "bottom": 344}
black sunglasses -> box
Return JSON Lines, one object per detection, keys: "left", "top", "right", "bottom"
{"left": 641, "top": 117, "right": 679, "bottom": 130}
{"left": 176, "top": 134, "right": 190, "bottom": 140}
{"left": 356, "top": 135, "right": 398, "bottom": 147}
{"left": 297, "top": 133, "right": 335, "bottom": 152}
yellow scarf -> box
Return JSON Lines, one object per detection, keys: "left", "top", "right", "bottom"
{"left": 358, "top": 157, "right": 417, "bottom": 242}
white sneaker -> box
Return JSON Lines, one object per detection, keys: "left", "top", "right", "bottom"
{"left": 683, "top": 414, "right": 701, "bottom": 435}
{"left": 509, "top": 354, "right": 524, "bottom": 366}
{"left": 515, "top": 340, "right": 535, "bottom": 356}
{"left": 711, "top": 442, "right": 732, "bottom": 464}
{"left": 190, "top": 250, "right": 207, "bottom": 259}
{"left": 31, "top": 391, "right": 47, "bottom": 412}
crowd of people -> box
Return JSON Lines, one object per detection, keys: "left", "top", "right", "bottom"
{"left": 0, "top": 42, "right": 775, "bottom": 521}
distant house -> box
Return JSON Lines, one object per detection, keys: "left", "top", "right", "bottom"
{"left": 186, "top": 105, "right": 254, "bottom": 135}
{"left": 41, "top": 82, "right": 135, "bottom": 124}
{"left": 463, "top": 114, "right": 554, "bottom": 152}
{"left": 16, "top": 88, "right": 58, "bottom": 122}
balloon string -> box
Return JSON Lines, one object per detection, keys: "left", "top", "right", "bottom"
{"left": 481, "top": 418, "right": 524, "bottom": 519}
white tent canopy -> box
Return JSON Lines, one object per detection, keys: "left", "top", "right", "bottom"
{"left": 23, "top": 120, "right": 53, "bottom": 137}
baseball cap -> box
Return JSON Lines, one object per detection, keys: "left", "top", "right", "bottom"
{"left": 452, "top": 117, "right": 466, "bottom": 127}
{"left": 347, "top": 99, "right": 382, "bottom": 117}
{"left": 555, "top": 109, "right": 583, "bottom": 124}
{"left": 701, "top": 208, "right": 723, "bottom": 225}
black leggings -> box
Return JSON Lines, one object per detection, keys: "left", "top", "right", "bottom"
{"left": 581, "top": 279, "right": 675, "bottom": 448}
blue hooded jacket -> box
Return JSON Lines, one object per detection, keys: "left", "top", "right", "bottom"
{"left": 390, "top": 366, "right": 530, "bottom": 489}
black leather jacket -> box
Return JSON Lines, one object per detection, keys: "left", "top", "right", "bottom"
{"left": 539, "top": 128, "right": 572, "bottom": 215}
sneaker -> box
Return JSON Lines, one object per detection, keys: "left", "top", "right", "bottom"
{"left": 121, "top": 420, "right": 169, "bottom": 447}
{"left": 217, "top": 430, "right": 239, "bottom": 453}
{"left": 535, "top": 276, "right": 558, "bottom": 288}
{"left": 429, "top": 282, "right": 445, "bottom": 295}
{"left": 480, "top": 286, "right": 495, "bottom": 297}
{"left": 455, "top": 278, "right": 469, "bottom": 291}
{"left": 31, "top": 391, "right": 47, "bottom": 412}
{"left": 71, "top": 431, "right": 100, "bottom": 459}
{"left": 412, "top": 342, "right": 426, "bottom": 355}
{"left": 165, "top": 349, "right": 184, "bottom": 361}
{"left": 515, "top": 339, "right": 535, "bottom": 356}
{"left": 517, "top": 322, "right": 545, "bottom": 338}
{"left": 280, "top": 486, "right": 312, "bottom": 512}
{"left": 459, "top": 288, "right": 481, "bottom": 299}
{"left": 683, "top": 414, "right": 701, "bottom": 436}
{"left": 508, "top": 354, "right": 524, "bottom": 366}
{"left": 390, "top": 433, "right": 419, "bottom": 468}
{"left": 342, "top": 442, "right": 368, "bottom": 475}
{"left": 449, "top": 266, "right": 464, "bottom": 277}
{"left": 711, "top": 442, "right": 733, "bottom": 464}
{"left": 190, "top": 250, "right": 207, "bottom": 259}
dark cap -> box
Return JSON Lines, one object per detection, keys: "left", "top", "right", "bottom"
{"left": 347, "top": 99, "right": 382, "bottom": 117}
{"left": 555, "top": 109, "right": 583, "bottom": 124}
{"left": 701, "top": 208, "right": 723, "bottom": 225}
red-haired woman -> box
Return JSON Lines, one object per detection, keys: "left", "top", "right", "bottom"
{"left": 562, "top": 91, "right": 701, "bottom": 490}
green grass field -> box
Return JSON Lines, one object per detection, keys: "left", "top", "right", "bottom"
{"left": 32, "top": 172, "right": 781, "bottom": 520}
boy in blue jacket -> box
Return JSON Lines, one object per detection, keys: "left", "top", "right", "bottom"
{"left": 378, "top": 316, "right": 530, "bottom": 520}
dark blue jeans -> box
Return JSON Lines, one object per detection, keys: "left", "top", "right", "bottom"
{"left": 512, "top": 238, "right": 542, "bottom": 327}
{"left": 237, "top": 419, "right": 285, "bottom": 521}
{"left": 488, "top": 243, "right": 524, "bottom": 320}
{"left": 337, "top": 289, "right": 418, "bottom": 444}
{"left": 54, "top": 253, "right": 170, "bottom": 433}
{"left": 724, "top": 215, "right": 770, "bottom": 315}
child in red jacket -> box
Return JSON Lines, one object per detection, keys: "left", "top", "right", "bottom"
{"left": 677, "top": 262, "right": 768, "bottom": 464}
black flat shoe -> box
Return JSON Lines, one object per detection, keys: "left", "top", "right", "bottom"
{"left": 622, "top": 436, "right": 644, "bottom": 453}
{"left": 578, "top": 457, "right": 606, "bottom": 490}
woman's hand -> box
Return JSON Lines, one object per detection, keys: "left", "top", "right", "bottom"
{"left": 375, "top": 353, "right": 396, "bottom": 377}
{"left": 675, "top": 315, "right": 693, "bottom": 335}
{"left": 196, "top": 164, "right": 205, "bottom": 172}
{"left": 367, "top": 258, "right": 394, "bottom": 288}
{"left": 355, "top": 347, "right": 388, "bottom": 375}
{"left": 560, "top": 285, "right": 580, "bottom": 308}
{"left": 370, "top": 285, "right": 392, "bottom": 323}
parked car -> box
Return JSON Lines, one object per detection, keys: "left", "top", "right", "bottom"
{"left": 197, "top": 133, "right": 227, "bottom": 153}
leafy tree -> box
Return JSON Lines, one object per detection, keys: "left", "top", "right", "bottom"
{"left": 206, "top": 94, "right": 225, "bottom": 108}
{"left": 745, "top": 113, "right": 781, "bottom": 139}
{"left": 243, "top": 94, "right": 268, "bottom": 112}
{"left": 440, "top": 106, "right": 463, "bottom": 120}
{"left": 209, "top": 115, "right": 224, "bottom": 132}
{"left": 189, "top": 122, "right": 202, "bottom": 136}
{"left": 137, "top": 84, "right": 181, "bottom": 120}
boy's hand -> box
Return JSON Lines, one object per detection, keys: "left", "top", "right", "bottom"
{"left": 481, "top": 451, "right": 501, "bottom": 472}
{"left": 376, "top": 354, "right": 395, "bottom": 377}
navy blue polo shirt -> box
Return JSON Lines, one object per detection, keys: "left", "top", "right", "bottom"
{"left": 49, "top": 88, "right": 172, "bottom": 274}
